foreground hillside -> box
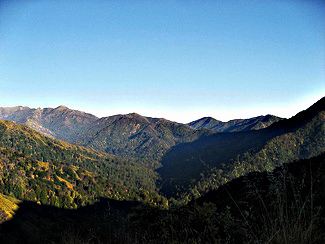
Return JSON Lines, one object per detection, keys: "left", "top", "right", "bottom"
{"left": 1, "top": 153, "right": 324, "bottom": 243}
{"left": 0, "top": 197, "right": 138, "bottom": 244}
{"left": 130, "top": 153, "right": 325, "bottom": 243}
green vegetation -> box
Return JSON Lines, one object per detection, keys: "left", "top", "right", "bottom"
{"left": 1, "top": 153, "right": 323, "bottom": 243}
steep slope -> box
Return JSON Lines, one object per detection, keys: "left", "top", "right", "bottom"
{"left": 188, "top": 114, "right": 282, "bottom": 132}
{"left": 0, "top": 106, "right": 98, "bottom": 142}
{"left": 76, "top": 113, "right": 214, "bottom": 161}
{"left": 0, "top": 120, "right": 161, "bottom": 197}
{"left": 159, "top": 97, "right": 325, "bottom": 198}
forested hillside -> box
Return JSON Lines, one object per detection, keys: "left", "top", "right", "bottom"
{"left": 0, "top": 147, "right": 142, "bottom": 208}
{"left": 0, "top": 97, "right": 324, "bottom": 202}
{"left": 0, "top": 120, "right": 163, "bottom": 201}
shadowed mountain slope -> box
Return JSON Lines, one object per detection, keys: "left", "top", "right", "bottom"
{"left": 130, "top": 153, "right": 325, "bottom": 243}
{"left": 0, "top": 197, "right": 138, "bottom": 244}
{"left": 159, "top": 97, "right": 325, "bottom": 198}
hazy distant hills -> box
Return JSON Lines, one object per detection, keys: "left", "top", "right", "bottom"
{"left": 0, "top": 106, "right": 98, "bottom": 142}
{"left": 0, "top": 106, "right": 281, "bottom": 162}
{"left": 188, "top": 114, "right": 282, "bottom": 132}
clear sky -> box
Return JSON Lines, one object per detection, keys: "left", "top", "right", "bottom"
{"left": 0, "top": 0, "right": 324, "bottom": 123}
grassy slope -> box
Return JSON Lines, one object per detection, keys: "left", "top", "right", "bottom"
{"left": 0, "top": 194, "right": 20, "bottom": 223}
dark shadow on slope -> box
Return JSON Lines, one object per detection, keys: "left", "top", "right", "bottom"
{"left": 0, "top": 197, "right": 139, "bottom": 244}
{"left": 195, "top": 152, "right": 325, "bottom": 208}
{"left": 158, "top": 128, "right": 280, "bottom": 196}
{"left": 158, "top": 97, "right": 325, "bottom": 196}
{"left": 129, "top": 153, "right": 325, "bottom": 243}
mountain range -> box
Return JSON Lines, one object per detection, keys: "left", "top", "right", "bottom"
{"left": 187, "top": 114, "right": 282, "bottom": 132}
{"left": 0, "top": 97, "right": 324, "bottom": 243}
{"left": 0, "top": 106, "right": 282, "bottom": 162}
{"left": 0, "top": 105, "right": 98, "bottom": 142}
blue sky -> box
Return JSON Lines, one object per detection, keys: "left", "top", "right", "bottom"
{"left": 0, "top": 0, "right": 324, "bottom": 122}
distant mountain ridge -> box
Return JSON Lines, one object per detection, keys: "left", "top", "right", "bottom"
{"left": 75, "top": 112, "right": 214, "bottom": 161}
{"left": 188, "top": 114, "right": 282, "bottom": 132}
{"left": 0, "top": 106, "right": 283, "bottom": 162}
{"left": 0, "top": 106, "right": 98, "bottom": 142}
